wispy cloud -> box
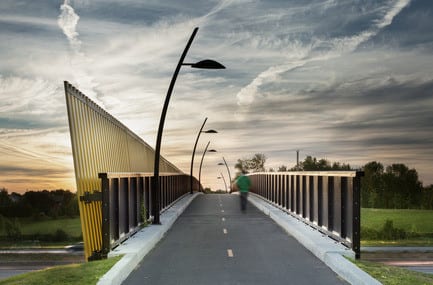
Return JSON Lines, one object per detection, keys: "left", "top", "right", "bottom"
{"left": 58, "top": 0, "right": 81, "bottom": 52}
{"left": 235, "top": 0, "right": 412, "bottom": 108}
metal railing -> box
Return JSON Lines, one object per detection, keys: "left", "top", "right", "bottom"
{"left": 97, "top": 172, "right": 199, "bottom": 258}
{"left": 248, "top": 171, "right": 363, "bottom": 258}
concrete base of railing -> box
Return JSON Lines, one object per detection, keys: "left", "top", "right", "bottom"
{"left": 247, "top": 193, "right": 382, "bottom": 285}
{"left": 97, "top": 192, "right": 202, "bottom": 285}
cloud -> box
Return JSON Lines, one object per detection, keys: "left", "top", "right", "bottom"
{"left": 234, "top": 0, "right": 412, "bottom": 108}
{"left": 1, "top": 0, "right": 433, "bottom": 191}
{"left": 58, "top": 0, "right": 81, "bottom": 51}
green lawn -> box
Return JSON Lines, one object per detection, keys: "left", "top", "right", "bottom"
{"left": 362, "top": 208, "right": 433, "bottom": 233}
{"left": 350, "top": 258, "right": 433, "bottom": 285}
{"left": 0, "top": 217, "right": 82, "bottom": 248}
{"left": 0, "top": 256, "right": 122, "bottom": 285}
{"left": 0, "top": 217, "right": 81, "bottom": 237}
{"left": 361, "top": 208, "right": 433, "bottom": 246}
{"left": 19, "top": 217, "right": 82, "bottom": 237}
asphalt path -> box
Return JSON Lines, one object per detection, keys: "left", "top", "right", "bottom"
{"left": 123, "top": 194, "right": 347, "bottom": 285}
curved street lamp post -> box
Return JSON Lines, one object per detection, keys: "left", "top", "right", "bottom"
{"left": 198, "top": 141, "right": 217, "bottom": 192}
{"left": 218, "top": 156, "right": 232, "bottom": 192}
{"left": 152, "top": 27, "right": 225, "bottom": 224}
{"left": 217, "top": 173, "right": 228, "bottom": 193}
{"left": 190, "top": 117, "right": 217, "bottom": 194}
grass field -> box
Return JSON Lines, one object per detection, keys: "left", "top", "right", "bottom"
{"left": 0, "top": 217, "right": 82, "bottom": 247}
{"left": 0, "top": 256, "right": 121, "bottom": 285}
{"left": 362, "top": 208, "right": 433, "bottom": 233}
{"left": 361, "top": 208, "right": 433, "bottom": 246}
{"left": 350, "top": 258, "right": 433, "bottom": 285}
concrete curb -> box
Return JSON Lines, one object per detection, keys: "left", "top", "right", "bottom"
{"left": 247, "top": 193, "right": 382, "bottom": 285}
{"left": 97, "top": 192, "right": 201, "bottom": 285}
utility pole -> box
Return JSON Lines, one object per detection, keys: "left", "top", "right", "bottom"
{"left": 296, "top": 150, "right": 300, "bottom": 170}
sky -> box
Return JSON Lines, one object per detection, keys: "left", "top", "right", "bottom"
{"left": 0, "top": 0, "right": 432, "bottom": 193}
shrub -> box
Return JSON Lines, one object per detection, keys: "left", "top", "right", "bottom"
{"left": 361, "top": 226, "right": 380, "bottom": 240}
{"left": 381, "top": 219, "right": 406, "bottom": 240}
{"left": 362, "top": 220, "right": 408, "bottom": 240}
{"left": 54, "top": 229, "right": 69, "bottom": 242}
{"left": 5, "top": 217, "right": 22, "bottom": 240}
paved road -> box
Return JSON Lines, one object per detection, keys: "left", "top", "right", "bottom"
{"left": 362, "top": 249, "right": 433, "bottom": 275}
{"left": 0, "top": 249, "right": 84, "bottom": 280}
{"left": 123, "top": 194, "right": 347, "bottom": 285}
{"left": 0, "top": 265, "right": 46, "bottom": 280}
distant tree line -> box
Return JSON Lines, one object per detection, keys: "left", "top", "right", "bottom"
{"left": 361, "top": 161, "right": 433, "bottom": 209}
{"left": 0, "top": 188, "right": 79, "bottom": 219}
{"left": 235, "top": 154, "right": 433, "bottom": 209}
{"left": 235, "top": 154, "right": 351, "bottom": 174}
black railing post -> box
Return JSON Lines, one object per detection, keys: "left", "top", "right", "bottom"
{"left": 100, "top": 173, "right": 110, "bottom": 257}
{"left": 353, "top": 172, "right": 363, "bottom": 259}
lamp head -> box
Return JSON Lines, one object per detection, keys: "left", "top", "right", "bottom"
{"left": 190, "top": 59, "right": 225, "bottom": 69}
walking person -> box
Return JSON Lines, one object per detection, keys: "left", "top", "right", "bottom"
{"left": 235, "top": 170, "right": 251, "bottom": 212}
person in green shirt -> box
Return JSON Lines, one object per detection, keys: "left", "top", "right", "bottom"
{"left": 235, "top": 170, "right": 251, "bottom": 212}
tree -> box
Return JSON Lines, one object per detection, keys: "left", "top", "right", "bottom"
{"left": 299, "top": 156, "right": 332, "bottom": 170}
{"left": 249, "top": 153, "right": 266, "bottom": 172}
{"left": 384, "top": 164, "right": 422, "bottom": 208}
{"left": 301, "top": 156, "right": 318, "bottom": 170}
{"left": 361, "top": 161, "right": 424, "bottom": 209}
{"left": 277, "top": 165, "right": 288, "bottom": 172}
{"left": 361, "top": 161, "right": 384, "bottom": 208}
{"left": 421, "top": 185, "right": 433, "bottom": 209}
{"left": 0, "top": 188, "right": 13, "bottom": 217}
{"left": 235, "top": 153, "right": 267, "bottom": 173}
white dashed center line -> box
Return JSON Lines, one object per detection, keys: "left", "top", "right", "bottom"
{"left": 227, "top": 249, "right": 234, "bottom": 257}
{"left": 223, "top": 228, "right": 228, "bottom": 234}
{"left": 222, "top": 217, "right": 225, "bottom": 222}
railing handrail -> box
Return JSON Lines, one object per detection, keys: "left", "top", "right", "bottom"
{"left": 99, "top": 172, "right": 185, "bottom": 179}
{"left": 251, "top": 171, "right": 362, "bottom": 178}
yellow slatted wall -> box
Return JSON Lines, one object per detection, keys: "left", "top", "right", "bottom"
{"left": 64, "top": 81, "right": 181, "bottom": 260}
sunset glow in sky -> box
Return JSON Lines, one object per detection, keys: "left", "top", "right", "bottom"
{"left": 1, "top": 0, "right": 432, "bottom": 193}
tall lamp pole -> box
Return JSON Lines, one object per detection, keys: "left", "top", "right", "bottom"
{"left": 152, "top": 27, "right": 225, "bottom": 225}
{"left": 198, "top": 141, "right": 217, "bottom": 191}
{"left": 218, "top": 156, "right": 232, "bottom": 192}
{"left": 190, "top": 117, "right": 217, "bottom": 194}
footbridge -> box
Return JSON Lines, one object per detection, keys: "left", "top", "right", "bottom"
{"left": 64, "top": 82, "right": 378, "bottom": 284}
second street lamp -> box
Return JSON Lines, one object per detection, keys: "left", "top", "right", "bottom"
{"left": 190, "top": 117, "right": 217, "bottom": 194}
{"left": 152, "top": 27, "right": 225, "bottom": 225}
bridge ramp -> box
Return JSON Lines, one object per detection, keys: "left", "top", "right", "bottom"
{"left": 123, "top": 194, "right": 348, "bottom": 285}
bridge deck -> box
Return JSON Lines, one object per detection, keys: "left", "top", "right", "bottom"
{"left": 123, "top": 194, "right": 347, "bottom": 285}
